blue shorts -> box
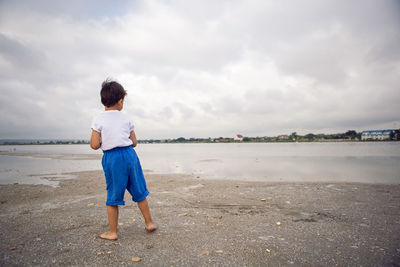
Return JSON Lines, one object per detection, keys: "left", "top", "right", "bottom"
{"left": 101, "top": 146, "right": 149, "bottom": 206}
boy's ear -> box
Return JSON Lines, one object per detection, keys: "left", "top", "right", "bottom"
{"left": 118, "top": 98, "right": 124, "bottom": 104}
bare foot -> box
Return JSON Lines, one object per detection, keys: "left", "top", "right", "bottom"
{"left": 145, "top": 223, "right": 157, "bottom": 233}
{"left": 99, "top": 231, "right": 118, "bottom": 240}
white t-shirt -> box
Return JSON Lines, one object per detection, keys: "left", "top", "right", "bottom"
{"left": 91, "top": 110, "right": 135, "bottom": 151}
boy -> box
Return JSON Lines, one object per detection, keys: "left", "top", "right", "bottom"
{"left": 90, "top": 79, "right": 156, "bottom": 240}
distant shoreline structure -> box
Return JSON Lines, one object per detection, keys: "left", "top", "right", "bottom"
{"left": 1, "top": 129, "right": 399, "bottom": 145}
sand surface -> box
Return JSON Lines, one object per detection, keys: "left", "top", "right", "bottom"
{"left": 1, "top": 170, "right": 400, "bottom": 266}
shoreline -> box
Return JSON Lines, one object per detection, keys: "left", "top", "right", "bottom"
{"left": 1, "top": 170, "right": 399, "bottom": 266}
{"left": 1, "top": 140, "right": 400, "bottom": 147}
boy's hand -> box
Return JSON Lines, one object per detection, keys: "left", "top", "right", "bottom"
{"left": 130, "top": 130, "right": 138, "bottom": 147}
{"left": 90, "top": 130, "right": 101, "bottom": 150}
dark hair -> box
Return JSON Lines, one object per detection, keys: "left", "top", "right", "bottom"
{"left": 100, "top": 79, "right": 127, "bottom": 107}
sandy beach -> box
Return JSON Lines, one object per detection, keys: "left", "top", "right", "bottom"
{"left": 1, "top": 170, "right": 399, "bottom": 266}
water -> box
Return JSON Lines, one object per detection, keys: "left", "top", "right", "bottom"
{"left": 136, "top": 142, "right": 400, "bottom": 184}
{"left": 0, "top": 142, "right": 399, "bottom": 186}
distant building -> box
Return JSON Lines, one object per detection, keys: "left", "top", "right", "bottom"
{"left": 234, "top": 134, "right": 243, "bottom": 141}
{"left": 361, "top": 130, "right": 394, "bottom": 141}
{"left": 277, "top": 135, "right": 289, "bottom": 140}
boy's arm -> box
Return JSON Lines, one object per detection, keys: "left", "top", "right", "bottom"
{"left": 90, "top": 130, "right": 101, "bottom": 150}
{"left": 129, "top": 130, "right": 138, "bottom": 147}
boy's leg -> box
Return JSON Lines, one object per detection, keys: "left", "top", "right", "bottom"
{"left": 137, "top": 198, "right": 157, "bottom": 232}
{"left": 100, "top": 205, "right": 119, "bottom": 240}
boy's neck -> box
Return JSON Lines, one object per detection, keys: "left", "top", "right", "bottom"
{"left": 105, "top": 98, "right": 124, "bottom": 111}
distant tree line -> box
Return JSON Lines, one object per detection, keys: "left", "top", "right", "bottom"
{"left": 1, "top": 130, "right": 398, "bottom": 145}
{"left": 0, "top": 140, "right": 89, "bottom": 145}
{"left": 139, "top": 130, "right": 365, "bottom": 144}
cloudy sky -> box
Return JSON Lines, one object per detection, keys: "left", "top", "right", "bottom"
{"left": 0, "top": 0, "right": 399, "bottom": 140}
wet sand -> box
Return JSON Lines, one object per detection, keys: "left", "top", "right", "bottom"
{"left": 0, "top": 170, "right": 399, "bottom": 266}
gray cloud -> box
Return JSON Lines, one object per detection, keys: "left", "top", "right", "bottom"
{"left": 0, "top": 0, "right": 399, "bottom": 139}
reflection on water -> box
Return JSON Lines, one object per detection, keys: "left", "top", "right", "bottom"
{"left": 0, "top": 142, "right": 399, "bottom": 185}
{"left": 135, "top": 142, "right": 400, "bottom": 184}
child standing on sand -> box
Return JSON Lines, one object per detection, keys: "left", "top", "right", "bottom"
{"left": 90, "top": 79, "right": 156, "bottom": 240}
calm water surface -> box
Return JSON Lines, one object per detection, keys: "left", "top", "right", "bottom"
{"left": 0, "top": 142, "right": 399, "bottom": 185}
